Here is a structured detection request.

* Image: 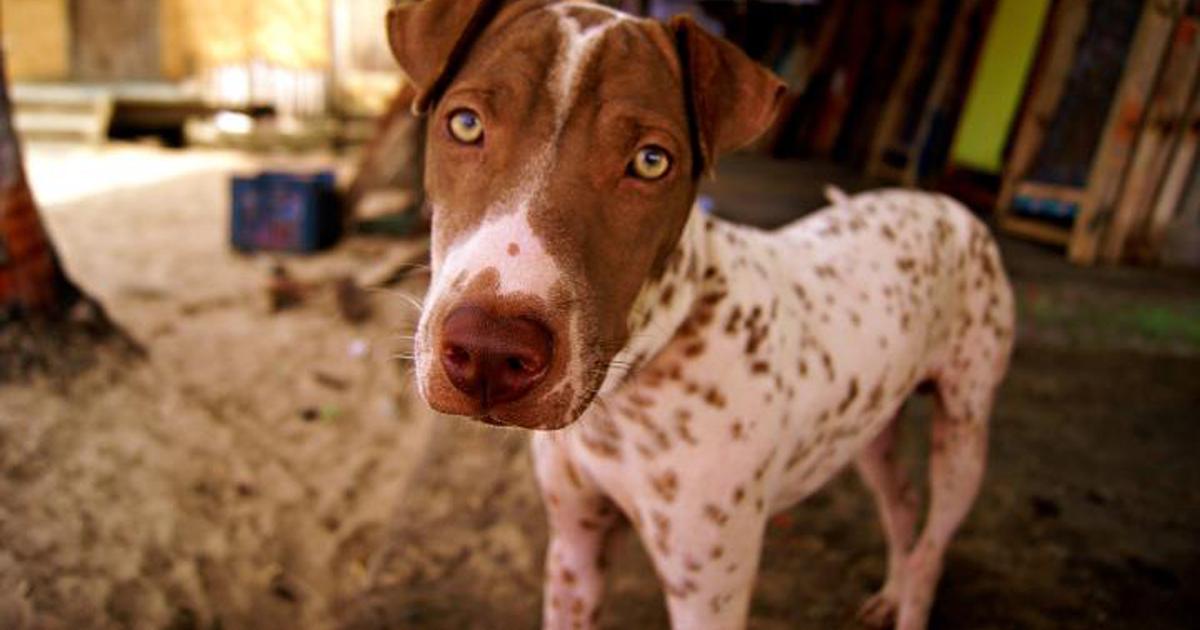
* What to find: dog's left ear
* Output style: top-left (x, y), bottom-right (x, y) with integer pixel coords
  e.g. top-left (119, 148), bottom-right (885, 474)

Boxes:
top-left (670, 16), bottom-right (787, 176)
top-left (387, 0), bottom-right (505, 114)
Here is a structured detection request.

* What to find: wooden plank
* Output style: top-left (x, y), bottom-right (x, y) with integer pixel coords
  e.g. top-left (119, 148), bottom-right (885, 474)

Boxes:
top-left (998, 213), bottom-right (1072, 245)
top-left (867, 0), bottom-right (943, 178)
top-left (832, 0), bottom-right (914, 166)
top-left (1101, 15), bottom-right (1200, 262)
top-left (1015, 180), bottom-right (1088, 204)
top-left (767, 0), bottom-right (850, 156)
top-left (1068, 0), bottom-right (1182, 264)
top-left (902, 0), bottom-right (984, 185)
top-left (1141, 79), bottom-right (1200, 259)
top-left (809, 0), bottom-right (878, 155)
top-left (995, 0), bottom-right (1090, 228)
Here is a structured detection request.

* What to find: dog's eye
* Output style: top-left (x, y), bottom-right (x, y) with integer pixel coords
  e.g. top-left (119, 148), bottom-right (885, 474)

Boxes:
top-left (629, 146), bottom-right (671, 181)
top-left (448, 109), bottom-right (484, 144)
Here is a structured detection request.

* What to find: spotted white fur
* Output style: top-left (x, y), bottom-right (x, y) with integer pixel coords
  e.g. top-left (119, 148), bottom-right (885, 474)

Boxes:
top-left (534, 190), bottom-right (1015, 630)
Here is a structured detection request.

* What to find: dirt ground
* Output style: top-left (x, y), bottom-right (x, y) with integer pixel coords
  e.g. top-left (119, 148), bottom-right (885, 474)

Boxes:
top-left (1, 145), bottom-right (1198, 630)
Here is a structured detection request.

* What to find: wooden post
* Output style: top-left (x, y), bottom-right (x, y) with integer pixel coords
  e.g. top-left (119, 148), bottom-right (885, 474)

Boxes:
top-left (902, 0), bottom-right (982, 186)
top-left (867, 0), bottom-right (942, 179)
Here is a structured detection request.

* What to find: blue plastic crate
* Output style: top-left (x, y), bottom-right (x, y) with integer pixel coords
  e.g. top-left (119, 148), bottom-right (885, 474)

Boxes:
top-left (231, 170), bottom-right (340, 253)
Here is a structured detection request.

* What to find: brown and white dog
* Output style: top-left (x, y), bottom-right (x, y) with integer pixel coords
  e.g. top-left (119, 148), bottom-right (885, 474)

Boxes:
top-left (389, 1), bottom-right (1015, 628)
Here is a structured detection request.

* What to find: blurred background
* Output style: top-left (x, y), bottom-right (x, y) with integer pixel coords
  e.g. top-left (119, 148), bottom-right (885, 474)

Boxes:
top-left (0, 0), bottom-right (1197, 629)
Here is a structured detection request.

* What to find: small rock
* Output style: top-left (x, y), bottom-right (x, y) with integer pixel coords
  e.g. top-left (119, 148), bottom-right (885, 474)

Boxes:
top-left (1030, 495), bottom-right (1060, 519)
top-left (335, 276), bottom-right (372, 323)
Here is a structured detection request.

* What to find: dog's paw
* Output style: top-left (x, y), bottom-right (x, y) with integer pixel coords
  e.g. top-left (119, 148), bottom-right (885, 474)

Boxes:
top-left (855, 591), bottom-right (898, 629)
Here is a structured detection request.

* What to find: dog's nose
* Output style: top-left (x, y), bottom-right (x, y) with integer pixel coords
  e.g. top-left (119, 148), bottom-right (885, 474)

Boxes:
top-left (440, 306), bottom-right (553, 406)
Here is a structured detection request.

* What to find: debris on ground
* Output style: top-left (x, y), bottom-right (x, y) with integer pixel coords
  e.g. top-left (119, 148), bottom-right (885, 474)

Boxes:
top-left (267, 262), bottom-right (305, 312)
top-left (335, 276), bottom-right (372, 323)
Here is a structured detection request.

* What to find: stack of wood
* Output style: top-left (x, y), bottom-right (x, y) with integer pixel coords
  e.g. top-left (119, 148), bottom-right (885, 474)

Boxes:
top-left (760, 0), bottom-right (1000, 185)
top-left (997, 0), bottom-right (1200, 265)
top-left (680, 0), bottom-right (1198, 266)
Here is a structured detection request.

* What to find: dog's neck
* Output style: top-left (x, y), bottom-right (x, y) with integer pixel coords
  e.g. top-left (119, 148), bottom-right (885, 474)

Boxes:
top-left (599, 206), bottom-right (726, 392)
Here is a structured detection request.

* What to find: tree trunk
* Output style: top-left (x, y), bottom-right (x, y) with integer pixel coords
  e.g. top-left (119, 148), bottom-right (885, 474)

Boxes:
top-left (0, 49), bottom-right (81, 317)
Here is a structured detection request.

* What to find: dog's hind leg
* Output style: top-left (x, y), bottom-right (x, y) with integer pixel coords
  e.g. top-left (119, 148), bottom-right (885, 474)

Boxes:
top-left (894, 378), bottom-right (996, 630)
top-left (854, 412), bottom-right (920, 629)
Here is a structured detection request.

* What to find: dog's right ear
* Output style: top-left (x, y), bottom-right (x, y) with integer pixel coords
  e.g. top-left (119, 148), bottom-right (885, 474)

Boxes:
top-left (387, 0), bottom-right (504, 114)
top-left (670, 16), bottom-right (786, 177)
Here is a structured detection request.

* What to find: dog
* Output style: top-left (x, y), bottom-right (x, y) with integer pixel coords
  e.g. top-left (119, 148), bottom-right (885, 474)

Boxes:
top-left (388, 1), bottom-right (1015, 628)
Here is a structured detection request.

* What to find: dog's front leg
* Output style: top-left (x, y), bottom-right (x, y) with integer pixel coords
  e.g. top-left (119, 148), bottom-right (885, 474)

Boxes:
top-left (532, 436), bottom-right (620, 630)
top-left (632, 498), bottom-right (767, 630)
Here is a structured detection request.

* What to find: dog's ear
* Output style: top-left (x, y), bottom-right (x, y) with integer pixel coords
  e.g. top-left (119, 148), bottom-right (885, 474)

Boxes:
top-left (387, 0), bottom-right (504, 114)
top-left (670, 16), bottom-right (787, 176)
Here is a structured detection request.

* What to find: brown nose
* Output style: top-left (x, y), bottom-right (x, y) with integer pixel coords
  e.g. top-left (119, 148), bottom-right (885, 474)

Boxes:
top-left (439, 306), bottom-right (553, 407)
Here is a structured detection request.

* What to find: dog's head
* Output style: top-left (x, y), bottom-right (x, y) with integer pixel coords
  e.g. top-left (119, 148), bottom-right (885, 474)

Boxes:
top-left (391, 0), bottom-right (784, 429)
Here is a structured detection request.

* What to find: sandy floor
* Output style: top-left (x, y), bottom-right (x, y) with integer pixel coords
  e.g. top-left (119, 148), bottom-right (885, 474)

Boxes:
top-left (2, 145), bottom-right (1198, 629)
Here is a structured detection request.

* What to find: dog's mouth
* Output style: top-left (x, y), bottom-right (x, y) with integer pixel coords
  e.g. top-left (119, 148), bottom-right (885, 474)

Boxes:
top-left (475, 414), bottom-right (506, 427)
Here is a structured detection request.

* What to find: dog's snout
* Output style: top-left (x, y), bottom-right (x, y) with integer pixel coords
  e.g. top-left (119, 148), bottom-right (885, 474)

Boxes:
top-left (440, 306), bottom-right (553, 407)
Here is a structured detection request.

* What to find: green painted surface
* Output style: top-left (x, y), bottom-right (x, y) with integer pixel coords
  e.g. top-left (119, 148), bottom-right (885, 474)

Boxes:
top-left (951, 0), bottom-right (1052, 173)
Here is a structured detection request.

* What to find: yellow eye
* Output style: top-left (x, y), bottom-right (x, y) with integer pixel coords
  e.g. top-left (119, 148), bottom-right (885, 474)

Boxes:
top-left (448, 109), bottom-right (484, 144)
top-left (630, 146), bottom-right (671, 180)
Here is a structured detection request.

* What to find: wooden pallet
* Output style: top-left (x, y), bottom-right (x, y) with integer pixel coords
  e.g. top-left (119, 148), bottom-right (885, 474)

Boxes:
top-left (995, 0), bottom-right (1183, 262)
top-left (1101, 16), bottom-right (1200, 262)
top-left (1139, 73), bottom-right (1200, 260)
top-left (1067, 1), bottom-right (1181, 264)
top-left (995, 0), bottom-right (1091, 246)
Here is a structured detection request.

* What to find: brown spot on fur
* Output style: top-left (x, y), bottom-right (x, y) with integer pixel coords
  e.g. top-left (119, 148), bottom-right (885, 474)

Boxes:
top-left (815, 264), bottom-right (838, 280)
top-left (649, 469), bottom-right (680, 502)
top-left (704, 387), bottom-right (727, 408)
top-left (724, 305), bottom-right (743, 333)
top-left (651, 509), bottom-right (671, 556)
top-left (703, 503), bottom-right (729, 526)
top-left (507, 242), bottom-right (520, 256)
top-left (564, 460), bottom-right (583, 488)
top-left (674, 412), bottom-right (699, 445)
top-left (865, 381), bottom-right (884, 412)
top-left (750, 361), bottom-right (770, 374)
top-left (821, 352), bottom-right (836, 381)
top-left (628, 391), bottom-right (655, 408)
top-left (581, 435), bottom-right (621, 460)
top-left (837, 378), bottom-right (859, 415)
